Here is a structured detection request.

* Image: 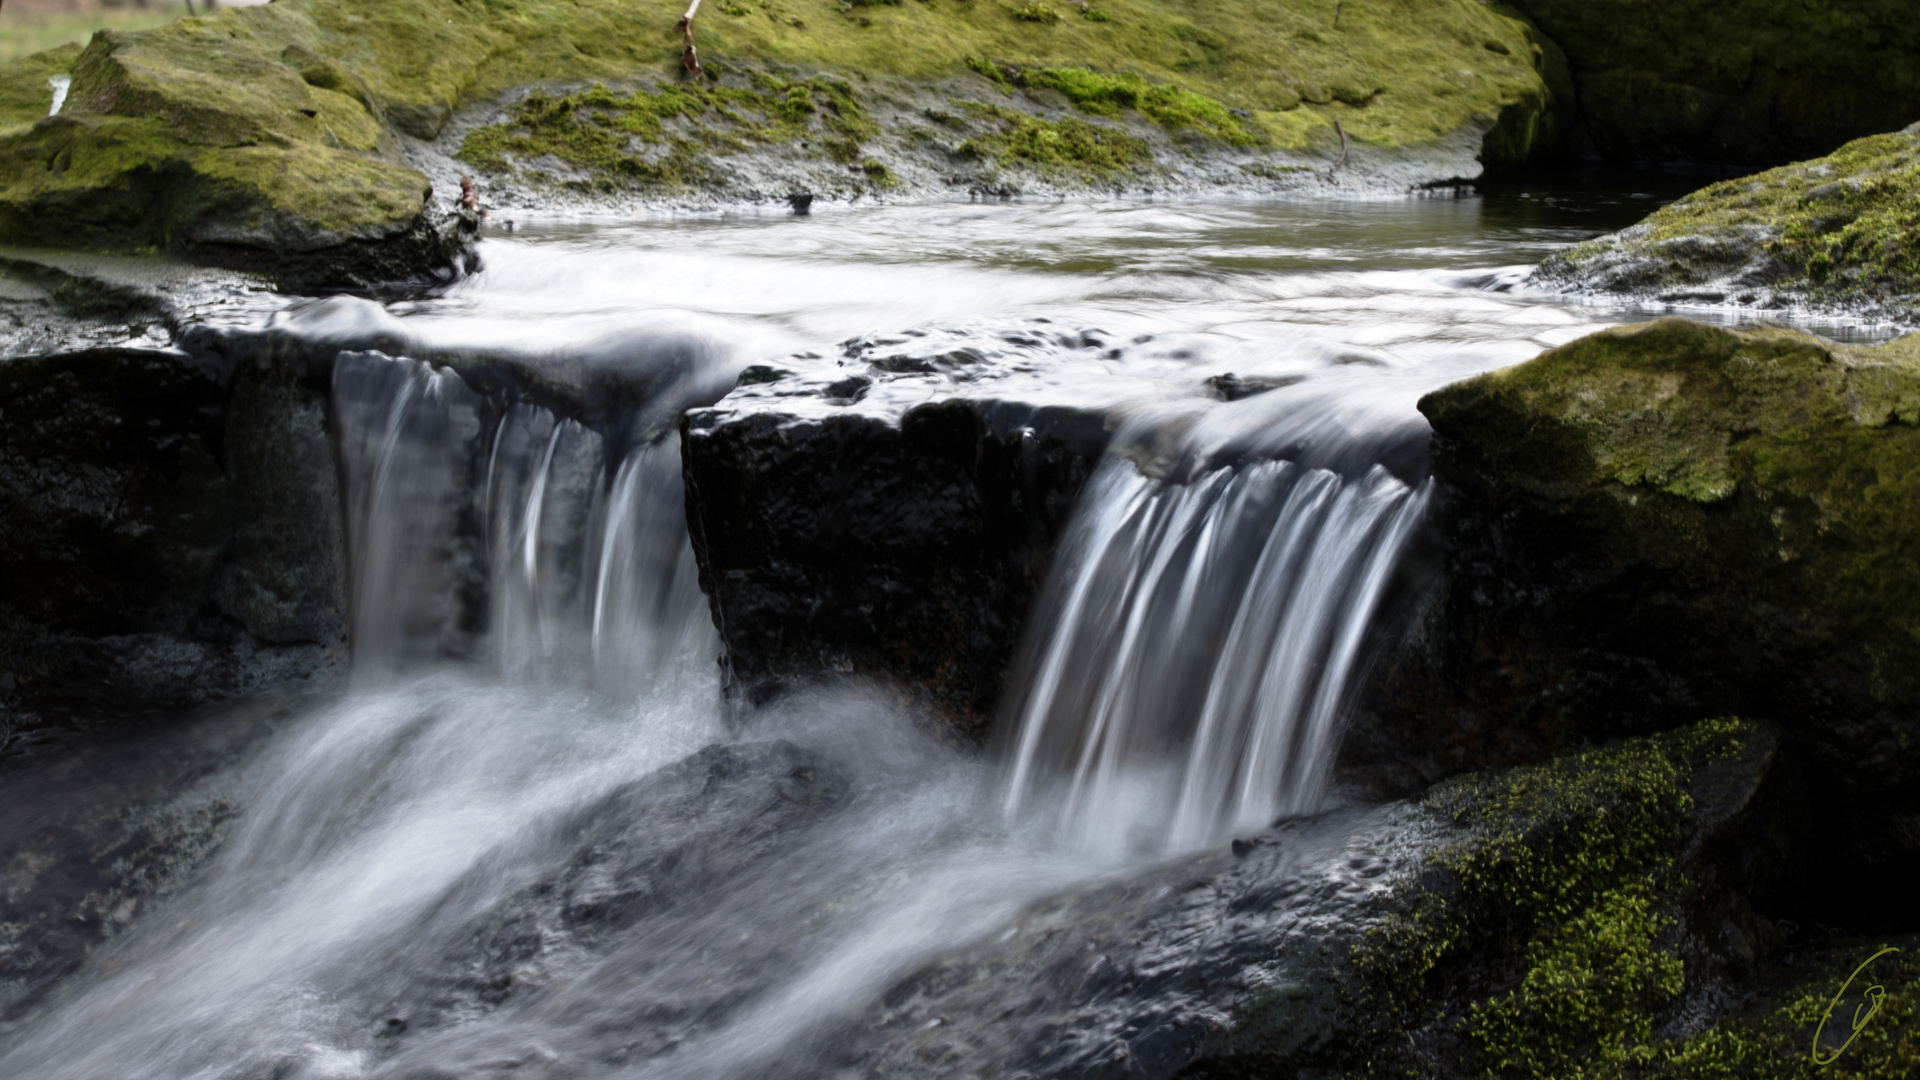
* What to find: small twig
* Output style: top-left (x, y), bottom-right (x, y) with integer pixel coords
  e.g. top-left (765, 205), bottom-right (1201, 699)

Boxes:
top-left (1328, 119), bottom-right (1349, 176)
top-left (678, 0), bottom-right (704, 79)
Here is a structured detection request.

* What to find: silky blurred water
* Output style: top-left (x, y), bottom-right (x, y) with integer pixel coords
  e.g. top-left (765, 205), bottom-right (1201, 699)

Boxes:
top-left (3, 185), bottom-right (1850, 1079)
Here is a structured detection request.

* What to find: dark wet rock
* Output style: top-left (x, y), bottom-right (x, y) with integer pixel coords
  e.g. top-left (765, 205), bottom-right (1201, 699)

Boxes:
top-left (1503, 0), bottom-right (1920, 165)
top-left (0, 698), bottom-right (284, 1022)
top-left (1363, 318), bottom-right (1920, 877)
top-left (1531, 125), bottom-right (1920, 323)
top-left (681, 332), bottom-right (1116, 736)
top-left (1204, 372), bottom-right (1308, 402)
top-left (844, 719), bottom-right (1812, 1080)
top-left (188, 296), bottom-right (733, 445)
top-left (1, 338), bottom-right (347, 756)
top-left (370, 740), bottom-right (851, 1049)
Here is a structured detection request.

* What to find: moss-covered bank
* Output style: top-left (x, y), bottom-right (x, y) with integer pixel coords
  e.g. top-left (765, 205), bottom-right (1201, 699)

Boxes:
top-left (1534, 126), bottom-right (1920, 322)
top-left (0, 0), bottom-right (1564, 281)
top-left (1391, 318), bottom-right (1920, 877)
top-left (1503, 0), bottom-right (1920, 166)
top-left (1192, 717), bottom-right (1920, 1080)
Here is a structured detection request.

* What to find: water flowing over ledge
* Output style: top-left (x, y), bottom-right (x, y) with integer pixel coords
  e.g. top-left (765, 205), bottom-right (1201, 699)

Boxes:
top-left (1003, 459), bottom-right (1431, 856)
top-left (14, 194), bottom-right (1775, 1079)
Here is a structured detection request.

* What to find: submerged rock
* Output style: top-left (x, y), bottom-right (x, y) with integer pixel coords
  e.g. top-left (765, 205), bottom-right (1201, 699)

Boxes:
top-left (1531, 124), bottom-right (1920, 322)
top-left (1381, 318), bottom-right (1920, 877)
top-left (1503, 0), bottom-right (1920, 166)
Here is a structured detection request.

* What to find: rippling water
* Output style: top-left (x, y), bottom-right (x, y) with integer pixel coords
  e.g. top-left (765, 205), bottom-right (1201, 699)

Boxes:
top-left (3, 185), bottom-right (1857, 1079)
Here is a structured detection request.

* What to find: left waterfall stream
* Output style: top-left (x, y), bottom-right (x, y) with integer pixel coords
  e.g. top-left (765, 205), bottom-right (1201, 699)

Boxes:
top-left (0, 348), bottom-right (1114, 1080)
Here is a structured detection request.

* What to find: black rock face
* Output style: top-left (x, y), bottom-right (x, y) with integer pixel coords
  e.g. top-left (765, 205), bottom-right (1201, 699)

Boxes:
top-left (1503, 0), bottom-right (1920, 166)
top-left (0, 345), bottom-right (347, 756)
top-left (683, 395), bottom-right (1108, 737)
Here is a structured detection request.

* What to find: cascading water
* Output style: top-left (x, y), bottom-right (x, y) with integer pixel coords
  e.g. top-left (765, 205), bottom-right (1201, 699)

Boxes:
top-left (1001, 453), bottom-right (1430, 858)
top-left (333, 352), bottom-right (717, 689)
top-left (2, 196), bottom-right (1666, 1080)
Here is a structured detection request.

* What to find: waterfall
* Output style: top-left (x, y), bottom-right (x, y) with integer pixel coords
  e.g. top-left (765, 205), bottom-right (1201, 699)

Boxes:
top-left (333, 351), bottom-right (485, 681)
top-left (1001, 456), bottom-right (1430, 857)
top-left (332, 352), bottom-right (716, 688)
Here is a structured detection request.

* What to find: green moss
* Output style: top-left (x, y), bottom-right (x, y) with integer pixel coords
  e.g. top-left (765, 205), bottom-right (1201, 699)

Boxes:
top-left (457, 75), bottom-right (886, 192)
top-left (952, 100), bottom-right (1148, 176)
top-left (1344, 718), bottom-right (1749, 1077)
top-left (1547, 128), bottom-right (1920, 314)
top-left (3, 0), bottom-right (1560, 262)
top-left (1011, 2), bottom-right (1064, 25)
top-left (0, 44), bottom-right (81, 131)
top-left (1420, 320), bottom-right (1920, 664)
top-left (1022, 66), bottom-right (1256, 145)
top-left (1519, 936), bottom-right (1920, 1080)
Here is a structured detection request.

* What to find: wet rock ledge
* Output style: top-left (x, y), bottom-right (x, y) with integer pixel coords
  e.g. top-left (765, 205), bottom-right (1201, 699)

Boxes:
top-left (1, 255), bottom-right (730, 758)
top-left (681, 330), bottom-right (1112, 737)
top-left (0, 257), bottom-right (345, 756)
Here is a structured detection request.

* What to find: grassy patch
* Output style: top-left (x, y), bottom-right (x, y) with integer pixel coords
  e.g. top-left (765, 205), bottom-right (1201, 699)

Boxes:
top-left (0, 3), bottom-right (187, 64)
top-left (457, 74), bottom-right (879, 191)
top-left (952, 100), bottom-right (1148, 175)
top-left (1022, 66), bottom-right (1256, 145)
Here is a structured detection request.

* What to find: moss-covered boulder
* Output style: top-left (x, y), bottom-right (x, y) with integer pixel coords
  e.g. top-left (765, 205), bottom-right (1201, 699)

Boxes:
top-left (855, 716), bottom-right (1904, 1080)
top-left (0, 0), bottom-right (1566, 282)
top-left (1502, 0), bottom-right (1920, 165)
top-left (1196, 718), bottom-right (1834, 1080)
top-left (1389, 318), bottom-right (1920, 877)
top-left (1533, 126), bottom-right (1920, 321)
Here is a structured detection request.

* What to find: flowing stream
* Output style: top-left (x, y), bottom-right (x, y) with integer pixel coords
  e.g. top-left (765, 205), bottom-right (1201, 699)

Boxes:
top-left (2, 186), bottom-right (1761, 1078)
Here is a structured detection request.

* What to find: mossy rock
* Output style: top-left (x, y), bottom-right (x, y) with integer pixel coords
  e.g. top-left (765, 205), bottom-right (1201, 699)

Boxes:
top-left (1188, 717), bottom-right (1897, 1080)
top-left (1502, 0), bottom-right (1920, 165)
top-left (0, 0), bottom-right (1567, 283)
top-left (1534, 125), bottom-right (1920, 321)
top-left (1400, 317), bottom-right (1920, 877)
top-left (0, 42), bottom-right (81, 131)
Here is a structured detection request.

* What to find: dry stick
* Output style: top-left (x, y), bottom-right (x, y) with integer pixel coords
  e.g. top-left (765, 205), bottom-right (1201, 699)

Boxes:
top-left (678, 0), bottom-right (703, 79)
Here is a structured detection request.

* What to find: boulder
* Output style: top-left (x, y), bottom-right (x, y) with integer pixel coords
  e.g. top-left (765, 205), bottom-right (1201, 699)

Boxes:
top-left (1501, 0), bottom-right (1920, 165)
top-left (1531, 124), bottom-right (1920, 322)
top-left (0, 309), bottom-right (348, 756)
top-left (682, 339), bottom-right (1110, 737)
top-left (1379, 317), bottom-right (1920, 877)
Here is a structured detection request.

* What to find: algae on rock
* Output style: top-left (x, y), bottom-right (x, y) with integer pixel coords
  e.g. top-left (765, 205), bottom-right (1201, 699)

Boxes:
top-left (1534, 125), bottom-right (1920, 322)
top-left (1399, 317), bottom-right (1920, 877)
top-left (1190, 717), bottom-right (1841, 1080)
